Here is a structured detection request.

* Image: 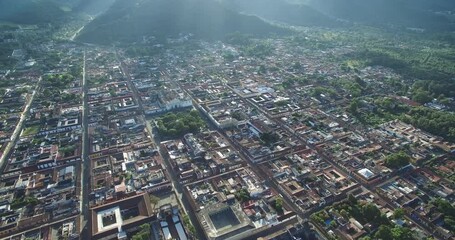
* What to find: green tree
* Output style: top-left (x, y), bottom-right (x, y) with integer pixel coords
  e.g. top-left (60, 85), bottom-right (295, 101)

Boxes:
top-left (384, 152), bottom-right (411, 169)
top-left (132, 223), bottom-right (150, 240)
top-left (329, 220), bottom-right (337, 228)
top-left (375, 225), bottom-right (393, 240)
top-left (349, 99), bottom-right (360, 114)
top-left (183, 214), bottom-right (196, 236)
top-left (362, 203), bottom-right (381, 223)
top-left (393, 208), bottom-right (405, 219)
top-left (260, 132), bottom-right (279, 146)
top-left (149, 194), bottom-right (160, 209)
top-left (235, 188), bottom-right (251, 202)
top-left (412, 89), bottom-right (432, 104)
top-left (348, 194), bottom-right (357, 205)
top-left (391, 226), bottom-right (415, 240)
top-left (274, 197), bottom-right (284, 213)
top-left (340, 209), bottom-right (349, 218)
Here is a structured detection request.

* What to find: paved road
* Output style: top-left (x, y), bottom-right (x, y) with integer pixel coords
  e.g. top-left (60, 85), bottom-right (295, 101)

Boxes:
top-left (2, 216), bottom-right (78, 240)
top-left (0, 77), bottom-right (42, 172)
top-left (79, 51), bottom-right (91, 240)
top-left (224, 83), bottom-right (440, 238)
top-left (115, 53), bottom-right (208, 240)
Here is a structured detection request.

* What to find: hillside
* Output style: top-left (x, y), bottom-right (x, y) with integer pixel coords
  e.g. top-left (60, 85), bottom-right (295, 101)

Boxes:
top-left (0, 0), bottom-right (65, 24)
top-left (219, 0), bottom-right (339, 27)
top-left (72, 0), bottom-right (116, 16)
top-left (307, 0), bottom-right (455, 31)
top-left (76, 0), bottom-right (291, 44)
top-left (0, 0), bottom-right (115, 25)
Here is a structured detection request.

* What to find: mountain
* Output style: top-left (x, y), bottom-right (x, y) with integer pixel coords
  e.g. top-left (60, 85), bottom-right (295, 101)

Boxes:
top-left (76, 0), bottom-right (291, 44)
top-left (0, 0), bottom-right (65, 24)
top-left (219, 0), bottom-right (339, 27)
top-left (72, 0), bottom-right (116, 16)
top-left (0, 0), bottom-right (115, 25)
top-left (306, 0), bottom-right (455, 31)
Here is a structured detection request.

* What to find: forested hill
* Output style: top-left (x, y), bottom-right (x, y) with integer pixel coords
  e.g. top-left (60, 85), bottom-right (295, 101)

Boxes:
top-left (0, 0), bottom-right (115, 25)
top-left (76, 0), bottom-right (291, 44)
top-left (219, 0), bottom-right (340, 28)
top-left (0, 0), bottom-right (65, 24)
top-left (306, 0), bottom-right (455, 31)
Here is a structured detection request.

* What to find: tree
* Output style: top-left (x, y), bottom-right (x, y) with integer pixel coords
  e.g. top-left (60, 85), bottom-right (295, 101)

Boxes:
top-left (340, 209), bottom-right (349, 218)
top-left (391, 226), bottom-right (415, 240)
top-left (362, 203), bottom-right (381, 223)
top-left (235, 188), bottom-right (251, 202)
top-left (258, 65), bottom-right (267, 74)
top-left (223, 52), bottom-right (235, 62)
top-left (260, 132), bottom-right (279, 146)
top-left (156, 110), bottom-right (206, 137)
top-left (384, 151), bottom-right (411, 169)
top-left (393, 208), bottom-right (405, 219)
top-left (149, 194), bottom-right (160, 209)
top-left (293, 62), bottom-right (302, 70)
top-left (329, 220), bottom-right (337, 228)
top-left (132, 223), bottom-right (150, 240)
top-left (274, 197), bottom-right (284, 213)
top-left (348, 194), bottom-right (358, 205)
top-left (375, 225), bottom-right (393, 240)
top-left (433, 198), bottom-right (455, 231)
top-left (349, 99), bottom-right (360, 114)
top-left (412, 89), bottom-right (432, 104)
top-left (183, 214), bottom-right (196, 236)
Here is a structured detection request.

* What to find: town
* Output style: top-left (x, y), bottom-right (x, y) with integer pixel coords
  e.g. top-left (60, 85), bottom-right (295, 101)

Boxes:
top-left (0, 11), bottom-right (455, 240)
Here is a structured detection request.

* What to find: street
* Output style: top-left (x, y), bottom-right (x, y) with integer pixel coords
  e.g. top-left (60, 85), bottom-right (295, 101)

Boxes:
top-left (79, 51), bottom-right (91, 240)
top-left (0, 77), bottom-right (42, 172)
top-left (115, 50), bottom-right (208, 240)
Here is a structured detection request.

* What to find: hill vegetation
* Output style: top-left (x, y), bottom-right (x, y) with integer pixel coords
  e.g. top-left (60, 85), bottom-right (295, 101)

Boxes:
top-left (77, 0), bottom-right (290, 44)
top-left (0, 0), bottom-right (65, 24)
top-left (0, 0), bottom-right (115, 24)
top-left (307, 0), bottom-right (455, 31)
top-left (219, 0), bottom-right (339, 27)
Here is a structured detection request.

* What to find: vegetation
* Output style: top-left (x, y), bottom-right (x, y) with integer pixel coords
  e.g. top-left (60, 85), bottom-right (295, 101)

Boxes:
top-left (241, 41), bottom-right (275, 59)
top-left (0, 42), bottom-right (19, 68)
top-left (225, 32), bottom-right (253, 46)
top-left (131, 223), bottom-right (151, 240)
top-left (273, 197), bottom-right (284, 213)
top-left (384, 152), bottom-right (411, 169)
top-left (43, 74), bottom-right (75, 90)
top-left (59, 145), bottom-right (76, 155)
top-left (402, 107), bottom-right (455, 142)
top-left (309, 0), bottom-right (455, 31)
top-left (77, 0), bottom-right (290, 44)
top-left (411, 79), bottom-right (455, 104)
top-left (235, 188), bottom-right (251, 202)
top-left (11, 196), bottom-right (39, 209)
top-left (260, 132), bottom-right (280, 147)
top-left (311, 87), bottom-right (337, 98)
top-left (0, 0), bottom-right (65, 24)
top-left (22, 125), bottom-right (40, 136)
top-left (183, 214), bottom-right (196, 236)
top-left (374, 225), bottom-right (415, 240)
top-left (348, 95), bottom-right (455, 142)
top-left (126, 45), bottom-right (164, 57)
top-left (220, 0), bottom-right (339, 28)
top-left (432, 198), bottom-right (455, 232)
top-left (392, 208), bottom-right (405, 219)
top-left (149, 194), bottom-right (160, 209)
top-left (312, 196), bottom-right (418, 239)
top-left (313, 198), bottom-right (389, 227)
top-left (231, 111), bottom-right (246, 121)
top-left (156, 110), bottom-right (206, 137)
